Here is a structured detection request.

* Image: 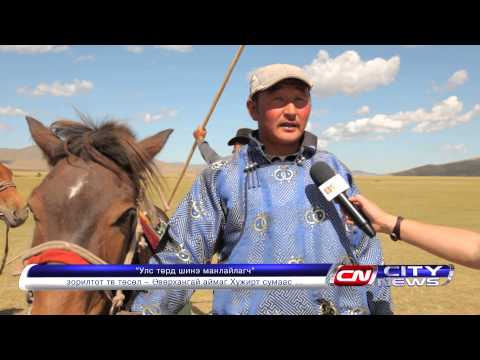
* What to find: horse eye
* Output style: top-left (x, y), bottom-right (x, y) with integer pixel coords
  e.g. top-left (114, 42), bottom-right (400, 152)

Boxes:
top-left (113, 208), bottom-right (136, 227)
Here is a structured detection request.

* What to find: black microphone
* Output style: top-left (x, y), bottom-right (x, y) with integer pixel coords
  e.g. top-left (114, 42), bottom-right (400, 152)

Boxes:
top-left (310, 162), bottom-right (376, 238)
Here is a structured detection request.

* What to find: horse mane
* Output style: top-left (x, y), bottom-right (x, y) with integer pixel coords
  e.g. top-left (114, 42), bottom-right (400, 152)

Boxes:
top-left (49, 114), bottom-right (162, 198)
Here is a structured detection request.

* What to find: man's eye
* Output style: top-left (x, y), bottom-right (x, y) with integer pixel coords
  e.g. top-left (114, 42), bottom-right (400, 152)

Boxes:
top-left (294, 98), bottom-right (308, 107)
top-left (271, 98), bottom-right (285, 106)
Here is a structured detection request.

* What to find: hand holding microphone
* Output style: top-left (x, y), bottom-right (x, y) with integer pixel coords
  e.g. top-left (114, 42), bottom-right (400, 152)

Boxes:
top-left (310, 162), bottom-right (480, 269)
top-left (348, 194), bottom-right (398, 234)
top-left (310, 162), bottom-right (376, 238)
top-left (344, 192), bottom-right (480, 270)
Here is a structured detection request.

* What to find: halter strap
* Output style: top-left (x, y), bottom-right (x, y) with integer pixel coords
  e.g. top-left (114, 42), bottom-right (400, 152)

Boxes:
top-left (0, 181), bottom-right (16, 192)
top-left (17, 216), bottom-right (144, 315)
top-left (0, 180), bottom-right (17, 275)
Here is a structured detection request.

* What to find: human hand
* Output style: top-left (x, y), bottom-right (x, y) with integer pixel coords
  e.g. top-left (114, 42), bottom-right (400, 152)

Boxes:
top-left (193, 126), bottom-right (207, 144)
top-left (347, 194), bottom-right (397, 234)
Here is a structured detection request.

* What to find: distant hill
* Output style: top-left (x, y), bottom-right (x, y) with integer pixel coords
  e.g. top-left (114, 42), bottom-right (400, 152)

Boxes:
top-left (352, 170), bottom-right (380, 176)
top-left (8, 146), bottom-right (477, 177)
top-left (0, 146), bottom-right (47, 171)
top-left (2, 146), bottom-right (377, 177)
top-left (0, 146), bottom-right (206, 176)
top-left (393, 157), bottom-right (480, 176)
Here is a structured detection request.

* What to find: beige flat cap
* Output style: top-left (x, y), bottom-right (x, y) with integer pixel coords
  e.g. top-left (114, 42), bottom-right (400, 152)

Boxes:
top-left (249, 63), bottom-right (313, 98)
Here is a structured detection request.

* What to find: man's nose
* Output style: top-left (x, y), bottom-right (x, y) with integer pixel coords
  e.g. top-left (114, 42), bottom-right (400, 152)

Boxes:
top-left (283, 102), bottom-right (297, 119)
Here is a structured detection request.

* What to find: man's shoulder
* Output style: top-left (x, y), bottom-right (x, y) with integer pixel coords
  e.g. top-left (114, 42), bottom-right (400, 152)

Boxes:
top-left (312, 149), bottom-right (353, 174)
top-left (311, 149), bottom-right (355, 188)
top-left (199, 152), bottom-right (242, 178)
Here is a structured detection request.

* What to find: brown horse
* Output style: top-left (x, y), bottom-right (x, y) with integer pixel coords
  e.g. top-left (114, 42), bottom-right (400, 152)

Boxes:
top-left (0, 162), bottom-right (29, 228)
top-left (24, 115), bottom-right (172, 314)
top-left (0, 162), bottom-right (29, 274)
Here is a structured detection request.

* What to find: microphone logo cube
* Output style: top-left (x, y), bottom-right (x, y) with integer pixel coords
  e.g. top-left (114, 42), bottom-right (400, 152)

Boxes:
top-left (318, 174), bottom-right (350, 201)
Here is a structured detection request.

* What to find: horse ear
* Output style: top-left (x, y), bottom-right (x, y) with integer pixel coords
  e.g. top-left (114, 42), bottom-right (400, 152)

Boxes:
top-left (26, 116), bottom-right (64, 166)
top-left (137, 129), bottom-right (174, 161)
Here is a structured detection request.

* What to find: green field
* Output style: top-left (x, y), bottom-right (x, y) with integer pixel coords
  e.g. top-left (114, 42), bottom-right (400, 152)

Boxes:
top-left (1, 172), bottom-right (479, 315)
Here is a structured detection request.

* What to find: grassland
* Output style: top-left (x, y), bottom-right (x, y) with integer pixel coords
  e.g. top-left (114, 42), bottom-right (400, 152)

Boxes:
top-left (1, 172), bottom-right (479, 315)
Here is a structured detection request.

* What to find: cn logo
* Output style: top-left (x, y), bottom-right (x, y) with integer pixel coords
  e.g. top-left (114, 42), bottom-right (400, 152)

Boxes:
top-left (331, 265), bottom-right (377, 286)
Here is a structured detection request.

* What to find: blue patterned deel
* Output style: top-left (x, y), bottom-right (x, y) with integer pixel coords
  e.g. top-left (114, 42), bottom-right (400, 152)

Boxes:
top-left (131, 131), bottom-right (393, 315)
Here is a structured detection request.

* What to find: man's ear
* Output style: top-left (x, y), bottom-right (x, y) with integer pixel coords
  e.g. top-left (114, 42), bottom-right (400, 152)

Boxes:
top-left (26, 116), bottom-right (64, 166)
top-left (247, 99), bottom-right (259, 122)
top-left (137, 129), bottom-right (174, 161)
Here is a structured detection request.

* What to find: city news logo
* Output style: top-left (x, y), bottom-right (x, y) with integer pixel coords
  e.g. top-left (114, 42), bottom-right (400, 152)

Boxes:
top-left (329, 265), bottom-right (454, 287)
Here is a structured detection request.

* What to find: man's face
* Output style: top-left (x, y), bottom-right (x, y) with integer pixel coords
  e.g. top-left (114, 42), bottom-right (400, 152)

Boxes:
top-left (233, 143), bottom-right (242, 153)
top-left (248, 80), bottom-right (311, 152)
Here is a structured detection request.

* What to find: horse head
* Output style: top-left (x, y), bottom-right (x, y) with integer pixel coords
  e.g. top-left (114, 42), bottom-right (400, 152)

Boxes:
top-left (25, 115), bottom-right (172, 314)
top-left (0, 162), bottom-right (29, 228)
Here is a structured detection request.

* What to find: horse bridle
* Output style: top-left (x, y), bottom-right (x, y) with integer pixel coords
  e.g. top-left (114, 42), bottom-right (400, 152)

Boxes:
top-left (19, 209), bottom-right (163, 315)
top-left (0, 180), bottom-right (17, 275)
top-left (0, 180), bottom-right (16, 194)
top-left (6, 169), bottom-right (166, 315)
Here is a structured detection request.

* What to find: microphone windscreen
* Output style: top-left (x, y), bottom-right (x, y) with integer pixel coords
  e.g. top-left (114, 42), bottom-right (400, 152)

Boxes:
top-left (310, 162), bottom-right (336, 186)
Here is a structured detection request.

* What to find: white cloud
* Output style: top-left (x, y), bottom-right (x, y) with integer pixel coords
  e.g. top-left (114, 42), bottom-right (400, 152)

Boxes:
top-left (144, 108), bottom-right (178, 123)
top-left (74, 54), bottom-right (96, 63)
top-left (316, 96), bottom-right (480, 146)
top-left (433, 69), bottom-right (469, 93)
top-left (447, 69), bottom-right (468, 90)
top-left (356, 105), bottom-right (370, 115)
top-left (303, 50), bottom-right (400, 98)
top-left (125, 45), bottom-right (193, 54)
top-left (320, 115), bottom-right (404, 144)
top-left (412, 96), bottom-right (480, 133)
top-left (0, 106), bottom-right (27, 116)
top-left (0, 45), bottom-right (70, 54)
top-left (443, 144), bottom-right (467, 153)
top-left (17, 79), bottom-right (94, 97)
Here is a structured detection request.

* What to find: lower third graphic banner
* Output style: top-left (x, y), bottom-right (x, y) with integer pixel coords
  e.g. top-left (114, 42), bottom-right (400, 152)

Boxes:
top-left (19, 263), bottom-right (454, 291)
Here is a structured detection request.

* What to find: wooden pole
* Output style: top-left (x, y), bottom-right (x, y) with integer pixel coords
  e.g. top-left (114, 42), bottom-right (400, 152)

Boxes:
top-left (167, 45), bottom-right (246, 207)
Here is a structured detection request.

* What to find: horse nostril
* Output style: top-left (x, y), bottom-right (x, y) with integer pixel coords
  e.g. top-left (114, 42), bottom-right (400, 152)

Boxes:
top-left (12, 207), bottom-right (29, 225)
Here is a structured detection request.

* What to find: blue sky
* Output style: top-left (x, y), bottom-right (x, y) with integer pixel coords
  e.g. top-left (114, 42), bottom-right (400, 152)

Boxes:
top-left (0, 45), bottom-right (479, 174)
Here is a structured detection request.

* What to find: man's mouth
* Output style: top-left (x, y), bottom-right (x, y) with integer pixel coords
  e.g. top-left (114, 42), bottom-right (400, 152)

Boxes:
top-left (279, 122), bottom-right (299, 129)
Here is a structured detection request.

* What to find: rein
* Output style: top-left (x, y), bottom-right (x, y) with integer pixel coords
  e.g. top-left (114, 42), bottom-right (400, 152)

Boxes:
top-left (0, 180), bottom-right (16, 275)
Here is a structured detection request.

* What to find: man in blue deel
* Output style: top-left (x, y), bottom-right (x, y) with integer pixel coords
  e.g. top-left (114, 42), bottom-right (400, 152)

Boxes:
top-left (132, 64), bottom-right (393, 315)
